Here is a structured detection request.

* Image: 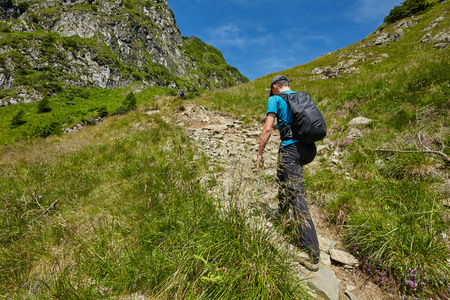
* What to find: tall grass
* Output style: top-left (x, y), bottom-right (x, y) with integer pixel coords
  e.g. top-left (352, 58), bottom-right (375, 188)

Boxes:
top-left (0, 111), bottom-right (310, 299)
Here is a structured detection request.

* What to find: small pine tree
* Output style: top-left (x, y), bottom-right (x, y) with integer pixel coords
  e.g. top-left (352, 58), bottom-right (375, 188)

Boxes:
top-left (37, 97), bottom-right (51, 113)
top-left (97, 106), bottom-right (109, 118)
top-left (11, 109), bottom-right (26, 127)
top-left (123, 92), bottom-right (137, 111)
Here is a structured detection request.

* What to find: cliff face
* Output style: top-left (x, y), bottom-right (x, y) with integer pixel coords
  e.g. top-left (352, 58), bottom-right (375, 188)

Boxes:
top-left (0, 0), bottom-right (248, 105)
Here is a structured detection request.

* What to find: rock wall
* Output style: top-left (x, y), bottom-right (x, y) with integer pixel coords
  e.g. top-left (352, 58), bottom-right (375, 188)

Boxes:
top-left (0, 0), bottom-right (248, 105)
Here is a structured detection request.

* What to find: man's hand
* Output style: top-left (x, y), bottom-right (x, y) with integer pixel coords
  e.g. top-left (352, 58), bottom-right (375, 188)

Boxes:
top-left (257, 112), bottom-right (275, 171)
top-left (257, 155), bottom-right (264, 170)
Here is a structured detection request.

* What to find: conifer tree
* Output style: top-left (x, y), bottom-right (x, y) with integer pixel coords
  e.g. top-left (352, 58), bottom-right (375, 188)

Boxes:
top-left (11, 109), bottom-right (26, 127)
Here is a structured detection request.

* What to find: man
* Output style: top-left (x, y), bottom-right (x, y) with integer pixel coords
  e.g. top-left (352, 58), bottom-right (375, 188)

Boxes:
top-left (177, 88), bottom-right (185, 100)
top-left (257, 75), bottom-right (320, 271)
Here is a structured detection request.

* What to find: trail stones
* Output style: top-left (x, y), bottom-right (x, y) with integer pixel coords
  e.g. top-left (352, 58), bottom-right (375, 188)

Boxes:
top-left (301, 266), bottom-right (340, 300)
top-left (316, 145), bottom-right (330, 155)
top-left (345, 290), bottom-right (360, 300)
top-left (329, 249), bottom-right (360, 268)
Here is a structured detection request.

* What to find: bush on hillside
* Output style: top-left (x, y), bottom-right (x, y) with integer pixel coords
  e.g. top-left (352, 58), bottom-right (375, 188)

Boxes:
top-left (123, 92), bottom-right (137, 111)
top-left (10, 109), bottom-right (26, 127)
top-left (384, 0), bottom-right (435, 23)
top-left (32, 120), bottom-right (62, 138)
top-left (37, 96), bottom-right (52, 113)
top-left (112, 92), bottom-right (137, 115)
top-left (97, 106), bottom-right (108, 118)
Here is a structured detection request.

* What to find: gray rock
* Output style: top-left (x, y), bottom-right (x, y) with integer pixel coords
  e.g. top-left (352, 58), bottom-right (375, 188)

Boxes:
top-left (348, 117), bottom-right (371, 125)
top-left (420, 33), bottom-right (432, 43)
top-left (430, 29), bottom-right (450, 45)
top-left (318, 235), bottom-right (335, 253)
top-left (202, 124), bottom-right (229, 132)
top-left (247, 131), bottom-right (261, 137)
top-left (394, 19), bottom-right (414, 29)
top-left (423, 16), bottom-right (445, 31)
top-left (329, 249), bottom-right (359, 267)
top-left (304, 265), bottom-right (340, 300)
top-left (320, 252), bottom-right (332, 266)
top-left (345, 290), bottom-right (359, 300)
top-left (316, 145), bottom-right (330, 155)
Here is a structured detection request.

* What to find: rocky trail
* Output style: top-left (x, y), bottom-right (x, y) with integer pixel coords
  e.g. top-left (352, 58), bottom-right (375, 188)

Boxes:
top-left (157, 103), bottom-right (396, 300)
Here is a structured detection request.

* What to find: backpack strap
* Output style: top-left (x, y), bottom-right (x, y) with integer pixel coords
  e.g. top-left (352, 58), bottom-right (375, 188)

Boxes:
top-left (276, 93), bottom-right (295, 141)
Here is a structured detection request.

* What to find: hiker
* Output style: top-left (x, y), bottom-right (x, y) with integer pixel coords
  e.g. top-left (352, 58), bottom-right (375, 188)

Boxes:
top-left (257, 75), bottom-right (320, 271)
top-left (177, 88), bottom-right (185, 100)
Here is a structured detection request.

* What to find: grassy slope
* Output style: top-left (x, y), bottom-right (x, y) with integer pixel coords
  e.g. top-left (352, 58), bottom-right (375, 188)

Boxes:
top-left (0, 108), bottom-right (310, 299)
top-left (0, 1), bottom-right (449, 299)
top-left (192, 2), bottom-right (450, 299)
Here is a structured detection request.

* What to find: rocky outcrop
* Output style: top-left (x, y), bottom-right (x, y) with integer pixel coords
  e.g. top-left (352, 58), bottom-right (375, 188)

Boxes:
top-left (0, 0), bottom-right (20, 19)
top-left (0, 0), bottom-right (248, 106)
top-left (420, 13), bottom-right (449, 48)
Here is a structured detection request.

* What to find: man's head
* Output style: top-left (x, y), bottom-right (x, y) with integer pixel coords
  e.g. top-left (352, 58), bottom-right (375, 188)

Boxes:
top-left (270, 75), bottom-right (290, 96)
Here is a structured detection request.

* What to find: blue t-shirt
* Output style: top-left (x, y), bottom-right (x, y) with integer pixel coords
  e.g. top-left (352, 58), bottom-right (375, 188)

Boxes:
top-left (266, 90), bottom-right (299, 147)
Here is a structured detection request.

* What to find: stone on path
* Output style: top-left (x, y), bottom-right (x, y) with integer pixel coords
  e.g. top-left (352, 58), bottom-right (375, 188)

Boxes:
top-left (299, 265), bottom-right (340, 300)
top-left (345, 290), bottom-right (359, 300)
top-left (329, 249), bottom-right (360, 267)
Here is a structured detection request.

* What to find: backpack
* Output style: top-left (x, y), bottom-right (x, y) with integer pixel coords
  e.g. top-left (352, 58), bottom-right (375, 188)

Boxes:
top-left (277, 92), bottom-right (327, 143)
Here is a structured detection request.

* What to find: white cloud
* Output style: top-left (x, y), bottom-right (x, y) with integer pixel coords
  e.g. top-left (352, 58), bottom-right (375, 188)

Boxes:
top-left (346, 0), bottom-right (402, 24)
top-left (203, 23), bottom-right (275, 50)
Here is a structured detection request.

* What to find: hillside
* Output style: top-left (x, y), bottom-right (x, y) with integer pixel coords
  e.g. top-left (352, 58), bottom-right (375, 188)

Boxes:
top-left (191, 1), bottom-right (450, 298)
top-left (0, 0), bottom-right (248, 106)
top-left (0, 1), bottom-right (449, 299)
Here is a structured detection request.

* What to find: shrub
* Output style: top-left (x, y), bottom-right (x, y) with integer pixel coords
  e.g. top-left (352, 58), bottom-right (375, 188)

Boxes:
top-left (37, 97), bottom-right (52, 113)
top-left (97, 106), bottom-right (108, 118)
top-left (33, 121), bottom-right (62, 138)
top-left (10, 109), bottom-right (26, 127)
top-left (123, 92), bottom-right (137, 111)
top-left (384, 0), bottom-right (434, 23)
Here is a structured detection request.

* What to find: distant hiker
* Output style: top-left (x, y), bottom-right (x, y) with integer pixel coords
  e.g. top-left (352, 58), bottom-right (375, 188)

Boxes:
top-left (177, 88), bottom-right (185, 100)
top-left (257, 75), bottom-right (320, 271)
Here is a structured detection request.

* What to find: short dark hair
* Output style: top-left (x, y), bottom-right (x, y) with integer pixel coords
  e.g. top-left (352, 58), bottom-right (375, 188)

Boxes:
top-left (274, 79), bottom-right (289, 88)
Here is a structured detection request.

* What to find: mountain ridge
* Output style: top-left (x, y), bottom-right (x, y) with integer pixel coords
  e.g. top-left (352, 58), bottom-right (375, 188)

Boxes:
top-left (0, 0), bottom-right (248, 106)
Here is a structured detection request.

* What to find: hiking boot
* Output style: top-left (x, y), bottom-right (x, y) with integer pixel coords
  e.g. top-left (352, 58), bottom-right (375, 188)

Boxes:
top-left (294, 251), bottom-right (320, 272)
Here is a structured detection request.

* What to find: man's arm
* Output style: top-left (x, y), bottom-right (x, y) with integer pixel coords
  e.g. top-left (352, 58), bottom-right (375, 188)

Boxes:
top-left (257, 112), bottom-right (276, 169)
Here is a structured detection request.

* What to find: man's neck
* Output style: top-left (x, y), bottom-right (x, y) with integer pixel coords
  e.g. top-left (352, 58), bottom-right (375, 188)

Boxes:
top-left (278, 87), bottom-right (291, 93)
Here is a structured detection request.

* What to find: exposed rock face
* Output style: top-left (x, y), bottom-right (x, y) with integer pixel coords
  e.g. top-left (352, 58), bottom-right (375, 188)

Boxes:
top-left (421, 13), bottom-right (449, 48)
top-left (0, 0), bottom-right (20, 19)
top-left (0, 0), bottom-right (248, 105)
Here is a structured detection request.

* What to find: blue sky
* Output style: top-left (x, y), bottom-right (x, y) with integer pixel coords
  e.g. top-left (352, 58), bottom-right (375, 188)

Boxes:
top-left (167, 0), bottom-right (402, 81)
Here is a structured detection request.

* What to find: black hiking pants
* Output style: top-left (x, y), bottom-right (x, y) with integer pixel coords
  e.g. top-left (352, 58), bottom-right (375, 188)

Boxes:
top-left (277, 142), bottom-right (320, 258)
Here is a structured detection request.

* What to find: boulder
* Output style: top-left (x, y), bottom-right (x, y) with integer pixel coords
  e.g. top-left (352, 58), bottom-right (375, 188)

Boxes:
top-left (329, 249), bottom-right (360, 267)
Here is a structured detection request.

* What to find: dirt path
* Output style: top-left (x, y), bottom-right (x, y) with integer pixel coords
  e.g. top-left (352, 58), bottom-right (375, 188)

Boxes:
top-left (161, 103), bottom-right (397, 300)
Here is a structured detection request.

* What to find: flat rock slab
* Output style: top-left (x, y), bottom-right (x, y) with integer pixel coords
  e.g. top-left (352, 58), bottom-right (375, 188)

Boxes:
top-left (303, 265), bottom-right (340, 300)
top-left (329, 249), bottom-right (359, 267)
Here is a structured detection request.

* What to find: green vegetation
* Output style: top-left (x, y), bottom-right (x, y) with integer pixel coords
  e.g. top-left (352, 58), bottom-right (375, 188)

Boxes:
top-left (37, 96), bottom-right (51, 113)
top-left (189, 3), bottom-right (450, 298)
top-left (0, 84), bottom-right (175, 145)
top-left (181, 37), bottom-right (249, 88)
top-left (0, 1), bottom-right (448, 299)
top-left (0, 112), bottom-right (310, 299)
top-left (384, 0), bottom-right (435, 23)
top-left (10, 108), bottom-right (26, 127)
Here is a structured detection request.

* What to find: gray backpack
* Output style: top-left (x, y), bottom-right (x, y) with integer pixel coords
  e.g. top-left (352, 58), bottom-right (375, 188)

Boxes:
top-left (277, 92), bottom-right (327, 143)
